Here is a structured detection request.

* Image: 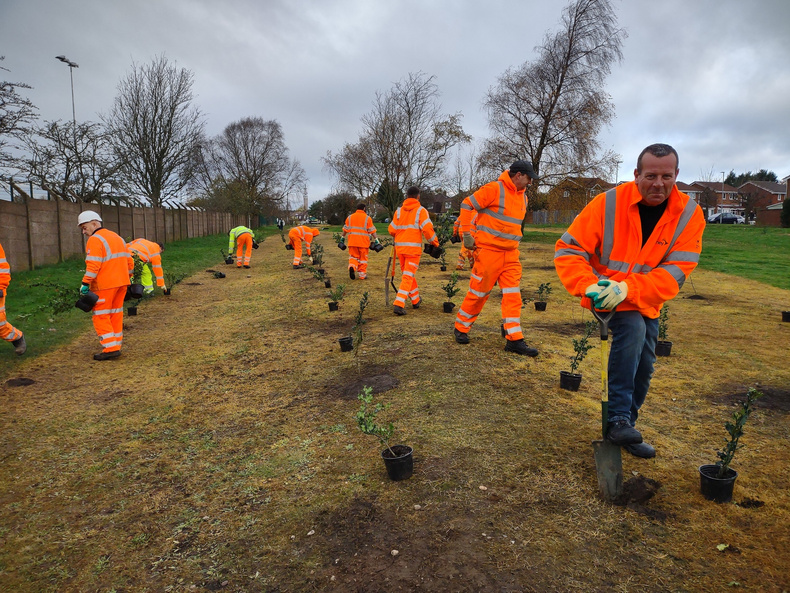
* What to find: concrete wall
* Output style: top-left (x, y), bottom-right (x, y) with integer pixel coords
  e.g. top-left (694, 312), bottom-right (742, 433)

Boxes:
top-left (0, 198), bottom-right (252, 272)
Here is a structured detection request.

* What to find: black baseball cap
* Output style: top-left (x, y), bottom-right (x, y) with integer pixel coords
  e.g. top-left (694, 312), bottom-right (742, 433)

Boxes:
top-left (509, 160), bottom-right (539, 180)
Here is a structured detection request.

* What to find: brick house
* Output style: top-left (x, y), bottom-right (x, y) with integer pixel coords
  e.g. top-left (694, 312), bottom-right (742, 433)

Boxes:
top-left (546, 177), bottom-right (615, 210)
top-left (418, 189), bottom-right (456, 214)
top-left (689, 181), bottom-right (740, 216)
top-left (737, 181), bottom-right (786, 222)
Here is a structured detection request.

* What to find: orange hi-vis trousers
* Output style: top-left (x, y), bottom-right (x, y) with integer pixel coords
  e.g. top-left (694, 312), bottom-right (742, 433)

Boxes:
top-left (393, 254), bottom-right (422, 308)
top-left (348, 246), bottom-right (370, 279)
top-left (456, 245), bottom-right (475, 270)
top-left (454, 247), bottom-right (523, 340)
top-left (93, 286), bottom-right (126, 353)
top-left (0, 292), bottom-right (23, 343)
top-left (236, 233), bottom-right (253, 267)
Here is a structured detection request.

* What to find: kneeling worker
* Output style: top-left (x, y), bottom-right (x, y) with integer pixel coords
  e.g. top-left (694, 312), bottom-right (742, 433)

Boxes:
top-left (78, 210), bottom-right (133, 361)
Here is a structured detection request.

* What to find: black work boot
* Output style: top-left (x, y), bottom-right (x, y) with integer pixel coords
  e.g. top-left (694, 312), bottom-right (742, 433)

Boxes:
top-left (504, 339), bottom-right (538, 357)
top-left (606, 420), bottom-right (643, 446)
top-left (412, 298), bottom-right (421, 309)
top-left (349, 267), bottom-right (356, 279)
top-left (93, 350), bottom-right (122, 361)
top-left (393, 305), bottom-right (406, 316)
top-left (12, 335), bottom-right (27, 355)
top-left (624, 441), bottom-right (656, 458)
top-left (293, 264), bottom-right (304, 269)
top-left (454, 328), bottom-right (469, 344)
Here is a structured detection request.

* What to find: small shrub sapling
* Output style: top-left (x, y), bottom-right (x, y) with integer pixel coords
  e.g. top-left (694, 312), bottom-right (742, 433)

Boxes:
top-left (658, 304), bottom-right (669, 341)
top-left (351, 291), bottom-right (369, 357)
top-left (536, 282), bottom-right (552, 303)
top-left (569, 321), bottom-right (596, 374)
top-left (355, 385), bottom-right (396, 457)
top-left (328, 283), bottom-right (346, 304)
top-left (715, 387), bottom-right (763, 478)
top-left (442, 271), bottom-right (461, 303)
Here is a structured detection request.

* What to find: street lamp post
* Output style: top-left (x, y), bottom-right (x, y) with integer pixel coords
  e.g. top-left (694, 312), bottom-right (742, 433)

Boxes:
top-left (55, 55), bottom-right (79, 144)
top-left (721, 171), bottom-right (725, 216)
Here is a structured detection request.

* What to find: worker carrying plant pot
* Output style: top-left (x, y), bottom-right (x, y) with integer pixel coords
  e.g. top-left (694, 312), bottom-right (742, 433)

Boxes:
top-left (287, 225), bottom-right (320, 268)
top-left (452, 212), bottom-right (477, 271)
top-left (0, 241), bottom-right (27, 355)
top-left (228, 225), bottom-right (255, 269)
top-left (388, 186), bottom-right (440, 316)
top-left (554, 144), bottom-right (705, 458)
top-left (340, 203), bottom-right (380, 280)
top-left (453, 160), bottom-right (539, 356)
top-left (127, 238), bottom-right (166, 294)
top-left (77, 210), bottom-right (134, 361)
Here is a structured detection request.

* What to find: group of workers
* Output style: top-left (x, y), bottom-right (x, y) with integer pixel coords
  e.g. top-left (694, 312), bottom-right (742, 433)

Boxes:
top-left (6, 143), bottom-right (703, 459)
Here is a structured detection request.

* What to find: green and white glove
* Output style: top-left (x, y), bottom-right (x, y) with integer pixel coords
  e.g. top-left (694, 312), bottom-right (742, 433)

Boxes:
top-left (594, 279), bottom-right (628, 310)
top-left (585, 282), bottom-right (602, 301)
top-left (80, 283), bottom-right (90, 295)
top-left (463, 232), bottom-right (476, 250)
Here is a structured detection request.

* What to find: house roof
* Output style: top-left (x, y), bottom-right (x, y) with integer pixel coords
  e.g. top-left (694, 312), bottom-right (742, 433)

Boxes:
top-left (738, 181), bottom-right (786, 194)
top-left (559, 177), bottom-right (615, 190)
top-left (675, 182), bottom-right (696, 191)
top-left (690, 181), bottom-right (739, 192)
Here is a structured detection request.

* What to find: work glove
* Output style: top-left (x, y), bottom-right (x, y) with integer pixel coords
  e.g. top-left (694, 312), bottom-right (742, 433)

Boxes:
top-left (593, 279), bottom-right (628, 310)
top-left (585, 282), bottom-right (602, 301)
top-left (308, 256), bottom-right (314, 265)
top-left (463, 233), bottom-right (476, 250)
top-left (80, 284), bottom-right (90, 296)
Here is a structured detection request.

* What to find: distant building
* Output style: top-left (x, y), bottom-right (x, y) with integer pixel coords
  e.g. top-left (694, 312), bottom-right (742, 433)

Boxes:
top-left (546, 177), bottom-right (615, 211)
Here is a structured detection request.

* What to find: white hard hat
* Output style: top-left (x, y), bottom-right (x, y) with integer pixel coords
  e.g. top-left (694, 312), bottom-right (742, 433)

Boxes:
top-left (77, 210), bottom-right (102, 226)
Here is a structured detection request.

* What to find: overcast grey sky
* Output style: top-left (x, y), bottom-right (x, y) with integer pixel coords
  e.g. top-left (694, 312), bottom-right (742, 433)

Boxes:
top-left (3, 0), bottom-right (789, 204)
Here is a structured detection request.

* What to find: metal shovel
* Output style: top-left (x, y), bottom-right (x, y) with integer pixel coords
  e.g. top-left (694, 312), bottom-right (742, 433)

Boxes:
top-left (590, 304), bottom-right (623, 501)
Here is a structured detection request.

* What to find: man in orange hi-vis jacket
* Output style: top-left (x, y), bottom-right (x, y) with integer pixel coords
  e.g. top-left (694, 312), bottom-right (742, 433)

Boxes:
top-left (78, 210), bottom-right (133, 361)
top-left (453, 212), bottom-right (477, 270)
top-left (0, 242), bottom-right (27, 355)
top-left (388, 186), bottom-right (440, 316)
top-left (453, 160), bottom-right (538, 356)
top-left (341, 203), bottom-right (379, 280)
top-left (288, 225), bottom-right (320, 268)
top-left (554, 144), bottom-right (705, 458)
top-left (127, 238), bottom-right (166, 294)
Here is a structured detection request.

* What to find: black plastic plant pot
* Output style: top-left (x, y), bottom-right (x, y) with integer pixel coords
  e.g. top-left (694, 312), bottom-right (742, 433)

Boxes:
top-left (382, 445), bottom-right (414, 481)
top-left (127, 306), bottom-right (138, 316)
top-left (163, 288), bottom-right (171, 296)
top-left (214, 272), bottom-right (226, 279)
top-left (328, 302), bottom-right (339, 312)
top-left (338, 336), bottom-right (353, 352)
top-left (285, 244), bottom-right (293, 251)
top-left (225, 257), bottom-right (234, 264)
top-left (699, 464), bottom-right (737, 503)
top-left (559, 370), bottom-right (582, 391)
top-left (443, 302), bottom-right (455, 313)
top-left (534, 301), bottom-right (547, 311)
top-left (501, 324), bottom-right (505, 338)
top-left (317, 268), bottom-right (325, 275)
top-left (339, 243), bottom-right (347, 251)
top-left (655, 340), bottom-right (673, 357)
top-left (325, 280), bottom-right (332, 288)
top-left (782, 311), bottom-right (790, 322)
top-left (440, 265), bottom-right (447, 271)
top-left (129, 283), bottom-right (145, 299)
top-left (74, 290), bottom-right (99, 312)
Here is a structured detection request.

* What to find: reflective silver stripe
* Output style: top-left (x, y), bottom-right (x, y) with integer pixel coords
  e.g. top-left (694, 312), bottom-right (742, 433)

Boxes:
top-left (657, 263), bottom-right (686, 288)
top-left (84, 271), bottom-right (98, 278)
top-left (106, 252), bottom-right (129, 261)
top-left (390, 223), bottom-right (420, 230)
top-left (101, 341), bottom-right (121, 348)
top-left (94, 233), bottom-right (112, 261)
top-left (395, 241), bottom-right (422, 247)
top-left (501, 286), bottom-right (520, 294)
top-left (554, 248), bottom-right (589, 261)
top-left (505, 325), bottom-right (522, 335)
top-left (606, 260), bottom-right (631, 273)
top-left (99, 332), bottom-right (115, 340)
top-left (461, 202), bottom-right (475, 211)
top-left (468, 195), bottom-right (482, 210)
top-left (503, 317), bottom-right (520, 324)
top-left (475, 224), bottom-right (521, 242)
top-left (455, 318), bottom-right (473, 328)
top-left (403, 271), bottom-right (415, 278)
top-left (665, 250), bottom-right (699, 263)
top-left (457, 307), bottom-right (474, 319)
top-left (471, 273), bottom-right (482, 282)
top-left (425, 233), bottom-right (438, 243)
top-left (470, 288), bottom-right (489, 298)
top-left (478, 207), bottom-right (523, 225)
top-left (660, 199), bottom-right (699, 261)
top-left (397, 289), bottom-right (408, 296)
top-left (408, 288), bottom-right (419, 295)
top-left (631, 263), bottom-right (651, 274)
top-left (600, 188), bottom-right (618, 266)
top-left (85, 255), bottom-right (103, 262)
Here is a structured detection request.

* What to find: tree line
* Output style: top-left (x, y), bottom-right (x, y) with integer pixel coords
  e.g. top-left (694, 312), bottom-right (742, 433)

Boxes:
top-left (3, 0), bottom-right (627, 219)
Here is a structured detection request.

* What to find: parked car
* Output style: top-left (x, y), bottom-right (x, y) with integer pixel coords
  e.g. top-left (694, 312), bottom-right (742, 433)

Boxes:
top-left (707, 212), bottom-right (745, 224)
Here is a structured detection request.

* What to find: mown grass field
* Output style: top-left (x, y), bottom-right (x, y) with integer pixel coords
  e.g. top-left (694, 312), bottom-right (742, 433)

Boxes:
top-left (1, 224), bottom-right (789, 592)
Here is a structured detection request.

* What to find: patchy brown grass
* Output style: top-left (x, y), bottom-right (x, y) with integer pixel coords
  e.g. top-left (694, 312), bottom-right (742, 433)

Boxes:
top-left (1, 236), bottom-right (789, 592)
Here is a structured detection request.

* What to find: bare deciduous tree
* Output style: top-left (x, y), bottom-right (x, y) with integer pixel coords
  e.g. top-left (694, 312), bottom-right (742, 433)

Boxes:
top-left (0, 56), bottom-right (38, 172)
top-left (482, 0), bottom-right (625, 186)
top-left (324, 72), bottom-right (470, 209)
top-left (103, 55), bottom-right (204, 206)
top-left (23, 120), bottom-right (119, 202)
top-left (191, 116), bottom-right (306, 218)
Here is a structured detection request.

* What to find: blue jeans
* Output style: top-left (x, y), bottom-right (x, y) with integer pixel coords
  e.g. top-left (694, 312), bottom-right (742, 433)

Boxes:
top-left (607, 311), bottom-right (659, 426)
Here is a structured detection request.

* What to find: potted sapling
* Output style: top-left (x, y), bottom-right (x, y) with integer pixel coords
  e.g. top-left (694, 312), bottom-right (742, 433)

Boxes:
top-left (162, 270), bottom-right (186, 296)
top-left (328, 283), bottom-right (346, 312)
top-left (560, 321), bottom-right (596, 391)
top-left (307, 265), bottom-right (325, 281)
top-left (699, 387), bottom-right (763, 503)
top-left (311, 242), bottom-right (325, 271)
top-left (333, 231), bottom-right (347, 251)
top-left (655, 304), bottom-right (672, 356)
top-left (441, 271), bottom-right (461, 313)
top-left (221, 249), bottom-right (234, 265)
top-left (534, 282), bottom-right (552, 311)
top-left (355, 385), bottom-right (413, 481)
top-left (434, 213), bottom-right (454, 271)
top-left (126, 253), bottom-right (145, 300)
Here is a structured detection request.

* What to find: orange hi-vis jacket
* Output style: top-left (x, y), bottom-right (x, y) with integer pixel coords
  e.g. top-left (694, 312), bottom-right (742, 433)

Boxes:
top-left (387, 198), bottom-right (439, 256)
top-left (0, 242), bottom-right (10, 292)
top-left (343, 210), bottom-right (376, 247)
top-left (554, 181), bottom-right (705, 319)
top-left (82, 228), bottom-right (133, 291)
top-left (291, 226), bottom-right (320, 246)
top-left (128, 238), bottom-right (165, 288)
top-left (459, 171), bottom-right (526, 251)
